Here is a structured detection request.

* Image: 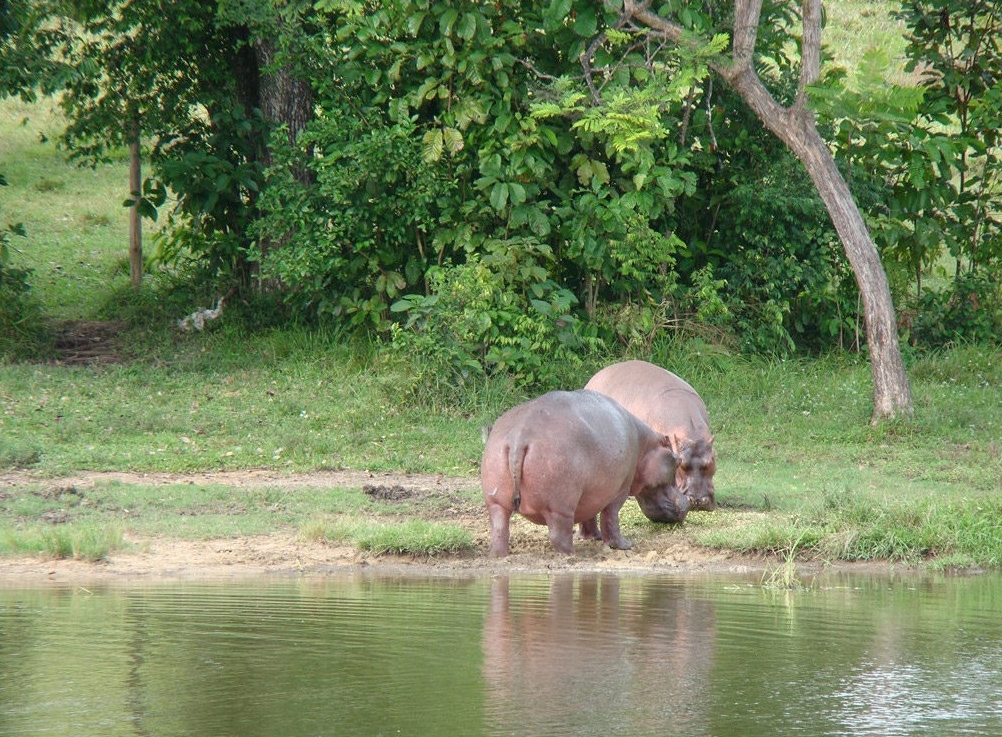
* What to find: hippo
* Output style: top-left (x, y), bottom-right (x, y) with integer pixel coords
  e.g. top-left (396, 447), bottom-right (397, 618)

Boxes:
top-left (584, 360), bottom-right (717, 519)
top-left (481, 389), bottom-right (683, 557)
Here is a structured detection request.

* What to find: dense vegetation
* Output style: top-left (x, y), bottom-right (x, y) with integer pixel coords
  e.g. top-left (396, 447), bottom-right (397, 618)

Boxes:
top-left (1, 0), bottom-right (998, 385)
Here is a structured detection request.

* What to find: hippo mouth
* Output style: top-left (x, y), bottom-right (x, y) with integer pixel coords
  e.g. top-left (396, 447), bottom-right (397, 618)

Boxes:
top-left (635, 486), bottom-right (690, 524)
top-left (686, 493), bottom-right (717, 512)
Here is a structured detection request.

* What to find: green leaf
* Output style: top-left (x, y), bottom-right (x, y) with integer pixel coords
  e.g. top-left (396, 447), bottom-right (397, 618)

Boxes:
top-left (439, 8), bottom-right (459, 37)
top-left (456, 12), bottom-right (477, 40)
top-left (422, 129), bottom-right (444, 163)
top-left (573, 6), bottom-right (597, 37)
top-left (542, 0), bottom-right (573, 31)
top-left (406, 11), bottom-right (426, 35)
top-left (490, 183), bottom-right (509, 211)
top-left (138, 199), bottom-right (159, 221)
top-left (443, 127), bottom-right (465, 154)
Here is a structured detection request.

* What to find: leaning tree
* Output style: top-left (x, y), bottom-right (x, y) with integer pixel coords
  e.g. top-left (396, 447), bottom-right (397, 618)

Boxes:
top-left (615, 0), bottom-right (913, 422)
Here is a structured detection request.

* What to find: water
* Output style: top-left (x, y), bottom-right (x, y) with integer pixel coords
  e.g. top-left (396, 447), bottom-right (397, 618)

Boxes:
top-left (2, 571), bottom-right (1001, 737)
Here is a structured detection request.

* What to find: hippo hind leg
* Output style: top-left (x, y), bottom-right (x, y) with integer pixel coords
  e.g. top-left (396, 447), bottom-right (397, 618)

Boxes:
top-left (543, 510), bottom-right (575, 554)
top-left (487, 503), bottom-right (512, 557)
top-left (578, 516), bottom-right (601, 540)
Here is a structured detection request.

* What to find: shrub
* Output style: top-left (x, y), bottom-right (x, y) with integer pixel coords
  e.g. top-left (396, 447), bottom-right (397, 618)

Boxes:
top-left (389, 240), bottom-right (597, 391)
top-left (905, 270), bottom-right (1002, 348)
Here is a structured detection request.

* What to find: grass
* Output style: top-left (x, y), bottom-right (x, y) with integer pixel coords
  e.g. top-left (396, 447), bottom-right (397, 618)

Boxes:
top-left (822, 0), bottom-right (916, 85)
top-left (0, 524), bottom-right (125, 562)
top-left (3, 9), bottom-right (1001, 569)
top-left (302, 516), bottom-right (475, 556)
top-left (0, 476), bottom-right (480, 560)
top-left (0, 96), bottom-right (133, 319)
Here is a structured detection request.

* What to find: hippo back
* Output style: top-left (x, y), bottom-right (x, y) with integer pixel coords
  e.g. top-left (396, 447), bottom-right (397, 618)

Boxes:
top-left (585, 360), bottom-right (716, 513)
top-left (482, 389), bottom-right (649, 521)
top-left (585, 360), bottom-right (709, 435)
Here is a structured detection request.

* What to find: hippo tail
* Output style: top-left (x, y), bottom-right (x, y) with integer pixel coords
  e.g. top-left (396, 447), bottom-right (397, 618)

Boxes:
top-left (507, 441), bottom-right (529, 512)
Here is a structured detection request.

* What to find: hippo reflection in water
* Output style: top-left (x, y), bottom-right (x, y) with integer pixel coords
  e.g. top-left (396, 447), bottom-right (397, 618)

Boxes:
top-left (585, 360), bottom-right (717, 522)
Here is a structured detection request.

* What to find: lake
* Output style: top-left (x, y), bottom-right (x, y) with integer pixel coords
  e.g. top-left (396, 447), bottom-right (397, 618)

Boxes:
top-left (2, 570), bottom-right (1001, 736)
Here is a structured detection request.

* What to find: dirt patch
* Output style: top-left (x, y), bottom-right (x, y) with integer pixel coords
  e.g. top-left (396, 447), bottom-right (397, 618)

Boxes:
top-left (51, 320), bottom-right (125, 365)
top-left (0, 468), bottom-right (888, 585)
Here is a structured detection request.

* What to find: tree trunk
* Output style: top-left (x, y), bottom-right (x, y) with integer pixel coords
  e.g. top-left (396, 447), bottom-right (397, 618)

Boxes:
top-left (740, 91), bottom-right (914, 423)
top-left (252, 36), bottom-right (314, 289)
top-left (253, 37), bottom-right (313, 182)
top-left (128, 125), bottom-right (142, 291)
top-left (623, 0), bottom-right (914, 423)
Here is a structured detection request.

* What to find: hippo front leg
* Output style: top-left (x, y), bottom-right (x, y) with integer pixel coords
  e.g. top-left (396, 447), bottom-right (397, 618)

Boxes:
top-left (600, 495), bottom-right (632, 550)
top-left (487, 504), bottom-right (512, 557)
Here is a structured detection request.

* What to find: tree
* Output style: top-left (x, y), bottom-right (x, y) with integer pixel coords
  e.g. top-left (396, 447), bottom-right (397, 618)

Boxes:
top-left (618, 0), bottom-right (913, 423)
top-left (1, 0), bottom-right (328, 289)
top-left (896, 0), bottom-right (1002, 277)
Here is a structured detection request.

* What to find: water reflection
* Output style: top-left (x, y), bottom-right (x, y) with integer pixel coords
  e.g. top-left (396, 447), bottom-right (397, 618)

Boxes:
top-left (483, 575), bottom-right (714, 735)
top-left (2, 572), bottom-right (1002, 737)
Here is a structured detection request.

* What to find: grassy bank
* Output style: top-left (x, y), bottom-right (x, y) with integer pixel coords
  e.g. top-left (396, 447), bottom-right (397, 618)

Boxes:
top-left (3, 322), bottom-right (999, 567)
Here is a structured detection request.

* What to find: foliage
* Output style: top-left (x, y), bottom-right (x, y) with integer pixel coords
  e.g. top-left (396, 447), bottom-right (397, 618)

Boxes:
top-left (895, 0), bottom-right (1002, 275)
top-left (388, 243), bottom-right (590, 390)
top-left (822, 1), bottom-right (1002, 347)
top-left (0, 173), bottom-right (47, 359)
top-left (4, 0), bottom-right (998, 365)
top-left (671, 75), bottom-right (858, 355)
top-left (904, 270), bottom-right (1002, 347)
top-left (253, 107), bottom-right (454, 330)
top-left (152, 104), bottom-right (268, 284)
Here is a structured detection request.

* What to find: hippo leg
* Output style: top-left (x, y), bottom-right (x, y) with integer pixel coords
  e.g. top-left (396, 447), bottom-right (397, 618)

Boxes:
top-left (487, 504), bottom-right (512, 557)
top-left (578, 516), bottom-right (601, 540)
top-left (543, 510), bottom-right (575, 554)
top-left (600, 496), bottom-right (632, 550)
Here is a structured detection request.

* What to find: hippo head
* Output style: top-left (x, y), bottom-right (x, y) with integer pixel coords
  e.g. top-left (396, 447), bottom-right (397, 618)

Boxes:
top-left (670, 435), bottom-right (716, 512)
top-left (635, 483), bottom-right (690, 523)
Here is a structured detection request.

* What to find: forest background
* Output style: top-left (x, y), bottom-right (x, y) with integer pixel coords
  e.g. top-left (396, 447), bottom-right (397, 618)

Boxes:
top-left (0, 1), bottom-right (1000, 567)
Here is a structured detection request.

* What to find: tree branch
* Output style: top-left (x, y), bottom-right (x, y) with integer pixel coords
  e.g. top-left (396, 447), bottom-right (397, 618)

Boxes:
top-left (731, 0), bottom-right (763, 66)
top-left (795, 0), bottom-right (822, 111)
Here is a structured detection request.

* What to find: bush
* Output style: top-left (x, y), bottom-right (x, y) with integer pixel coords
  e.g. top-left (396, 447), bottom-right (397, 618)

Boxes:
top-left (905, 270), bottom-right (1002, 348)
top-left (388, 240), bottom-right (598, 392)
top-left (253, 109), bottom-right (457, 332)
top-left (0, 222), bottom-right (49, 360)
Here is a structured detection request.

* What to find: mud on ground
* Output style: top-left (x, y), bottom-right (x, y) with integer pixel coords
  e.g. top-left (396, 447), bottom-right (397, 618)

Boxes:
top-left (0, 468), bottom-right (878, 585)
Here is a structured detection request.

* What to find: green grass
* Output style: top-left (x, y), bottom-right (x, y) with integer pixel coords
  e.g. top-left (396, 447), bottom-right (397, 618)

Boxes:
top-left (303, 516), bottom-right (475, 556)
top-left (822, 0), bottom-right (915, 84)
top-left (0, 477), bottom-right (482, 559)
top-left (0, 96), bottom-right (134, 319)
top-left (0, 524), bottom-right (125, 562)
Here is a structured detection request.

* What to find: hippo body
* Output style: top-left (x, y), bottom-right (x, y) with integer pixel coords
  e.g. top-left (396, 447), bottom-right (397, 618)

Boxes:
top-left (585, 360), bottom-right (717, 519)
top-left (481, 389), bottom-right (682, 557)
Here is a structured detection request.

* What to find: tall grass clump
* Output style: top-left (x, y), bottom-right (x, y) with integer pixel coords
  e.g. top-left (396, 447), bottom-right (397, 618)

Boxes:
top-left (302, 516), bottom-right (474, 556)
top-left (718, 490), bottom-right (1002, 569)
top-left (0, 525), bottom-right (125, 562)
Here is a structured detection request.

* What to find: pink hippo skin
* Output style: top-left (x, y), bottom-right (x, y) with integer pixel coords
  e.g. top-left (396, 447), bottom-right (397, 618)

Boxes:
top-left (584, 360), bottom-right (717, 521)
top-left (481, 389), bottom-right (681, 557)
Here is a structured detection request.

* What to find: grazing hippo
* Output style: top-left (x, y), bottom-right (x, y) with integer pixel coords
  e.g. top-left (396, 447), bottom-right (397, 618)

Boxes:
top-left (481, 389), bottom-right (682, 557)
top-left (585, 360), bottom-right (717, 518)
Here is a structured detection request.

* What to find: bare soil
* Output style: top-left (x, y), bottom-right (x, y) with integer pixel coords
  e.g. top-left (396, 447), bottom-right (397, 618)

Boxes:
top-left (0, 468), bottom-right (811, 585)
